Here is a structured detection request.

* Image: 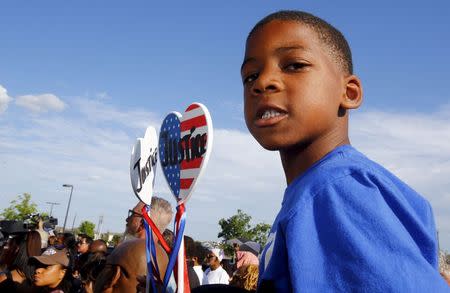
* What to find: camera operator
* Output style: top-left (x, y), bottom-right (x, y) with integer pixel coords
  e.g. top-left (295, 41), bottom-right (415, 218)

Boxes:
top-left (0, 231), bottom-right (42, 292)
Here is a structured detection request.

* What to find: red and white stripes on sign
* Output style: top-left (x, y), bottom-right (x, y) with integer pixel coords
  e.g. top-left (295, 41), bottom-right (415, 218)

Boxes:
top-left (179, 103), bottom-right (208, 196)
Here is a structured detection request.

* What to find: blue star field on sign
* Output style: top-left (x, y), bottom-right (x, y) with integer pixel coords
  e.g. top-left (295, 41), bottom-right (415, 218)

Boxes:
top-left (159, 113), bottom-right (181, 197)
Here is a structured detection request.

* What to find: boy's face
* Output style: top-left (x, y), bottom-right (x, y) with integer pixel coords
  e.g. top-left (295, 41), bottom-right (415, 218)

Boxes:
top-left (242, 20), bottom-right (346, 151)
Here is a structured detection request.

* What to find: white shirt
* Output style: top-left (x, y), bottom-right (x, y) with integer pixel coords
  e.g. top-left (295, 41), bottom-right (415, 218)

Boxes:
top-left (202, 266), bottom-right (229, 285)
top-left (193, 265), bottom-right (204, 285)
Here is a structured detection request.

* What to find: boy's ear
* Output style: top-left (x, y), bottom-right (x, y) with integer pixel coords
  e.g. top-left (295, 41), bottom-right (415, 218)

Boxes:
top-left (340, 74), bottom-right (363, 110)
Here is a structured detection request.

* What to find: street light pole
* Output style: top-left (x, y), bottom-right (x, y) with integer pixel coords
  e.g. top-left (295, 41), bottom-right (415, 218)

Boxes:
top-left (71, 213), bottom-right (77, 232)
top-left (62, 184), bottom-right (74, 232)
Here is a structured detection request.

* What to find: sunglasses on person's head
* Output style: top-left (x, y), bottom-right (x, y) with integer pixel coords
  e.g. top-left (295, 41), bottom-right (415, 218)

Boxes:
top-left (127, 209), bottom-right (142, 218)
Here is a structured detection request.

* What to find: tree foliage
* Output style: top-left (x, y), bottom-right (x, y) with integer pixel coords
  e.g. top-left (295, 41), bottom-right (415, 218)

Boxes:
top-left (78, 221), bottom-right (96, 238)
top-left (1, 193), bottom-right (38, 221)
top-left (249, 223), bottom-right (271, 246)
top-left (218, 209), bottom-right (271, 246)
top-left (111, 234), bottom-right (121, 246)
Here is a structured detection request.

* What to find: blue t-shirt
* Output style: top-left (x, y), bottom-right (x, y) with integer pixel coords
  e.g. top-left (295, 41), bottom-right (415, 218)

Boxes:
top-left (258, 145), bottom-right (448, 292)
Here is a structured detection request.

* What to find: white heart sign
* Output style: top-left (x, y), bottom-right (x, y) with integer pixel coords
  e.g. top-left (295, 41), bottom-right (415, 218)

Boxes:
top-left (130, 126), bottom-right (158, 205)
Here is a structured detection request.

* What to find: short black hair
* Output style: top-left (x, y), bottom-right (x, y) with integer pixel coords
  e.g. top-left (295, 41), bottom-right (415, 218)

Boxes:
top-left (248, 10), bottom-right (353, 75)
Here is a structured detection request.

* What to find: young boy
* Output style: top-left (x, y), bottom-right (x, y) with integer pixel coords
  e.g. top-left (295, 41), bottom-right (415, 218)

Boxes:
top-left (241, 10), bottom-right (448, 292)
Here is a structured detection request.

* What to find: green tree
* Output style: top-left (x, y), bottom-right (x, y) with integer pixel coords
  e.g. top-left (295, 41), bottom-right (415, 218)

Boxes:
top-left (111, 234), bottom-right (121, 246)
top-left (218, 209), bottom-right (253, 240)
top-left (218, 209), bottom-right (271, 246)
top-left (78, 221), bottom-right (96, 238)
top-left (249, 223), bottom-right (271, 246)
top-left (1, 193), bottom-right (38, 220)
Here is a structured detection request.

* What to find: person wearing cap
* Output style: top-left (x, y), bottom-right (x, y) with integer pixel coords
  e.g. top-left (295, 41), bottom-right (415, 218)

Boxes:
top-left (31, 248), bottom-right (73, 293)
top-left (202, 248), bottom-right (230, 285)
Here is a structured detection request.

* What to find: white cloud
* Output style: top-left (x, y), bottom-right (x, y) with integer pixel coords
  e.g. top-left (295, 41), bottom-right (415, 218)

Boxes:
top-left (72, 98), bottom-right (160, 130)
top-left (0, 98), bottom-right (449, 250)
top-left (15, 93), bottom-right (65, 113)
top-left (95, 92), bottom-right (111, 100)
top-left (350, 109), bottom-right (450, 250)
top-left (0, 85), bottom-right (12, 113)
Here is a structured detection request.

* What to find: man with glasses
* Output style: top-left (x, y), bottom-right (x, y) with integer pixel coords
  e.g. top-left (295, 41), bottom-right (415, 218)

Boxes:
top-left (77, 234), bottom-right (93, 255)
top-left (75, 234), bottom-right (93, 278)
top-left (125, 196), bottom-right (173, 240)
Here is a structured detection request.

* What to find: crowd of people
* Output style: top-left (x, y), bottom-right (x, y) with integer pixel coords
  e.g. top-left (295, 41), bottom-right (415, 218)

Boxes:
top-left (0, 196), bottom-right (262, 292)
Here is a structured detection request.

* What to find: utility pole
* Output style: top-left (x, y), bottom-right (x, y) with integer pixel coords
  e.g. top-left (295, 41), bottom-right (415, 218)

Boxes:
top-left (46, 202), bottom-right (60, 217)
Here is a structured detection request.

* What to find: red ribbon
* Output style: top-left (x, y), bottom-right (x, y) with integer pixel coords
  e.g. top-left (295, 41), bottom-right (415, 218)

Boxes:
top-left (141, 206), bottom-right (171, 254)
top-left (142, 203), bottom-right (190, 292)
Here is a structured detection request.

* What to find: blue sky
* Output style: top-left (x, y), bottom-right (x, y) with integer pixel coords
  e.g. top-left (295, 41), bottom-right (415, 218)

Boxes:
top-left (1, 1), bottom-right (450, 249)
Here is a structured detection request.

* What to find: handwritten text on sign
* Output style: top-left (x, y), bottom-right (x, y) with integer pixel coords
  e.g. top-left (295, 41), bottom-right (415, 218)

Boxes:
top-left (133, 147), bottom-right (158, 192)
top-left (130, 126), bottom-right (158, 205)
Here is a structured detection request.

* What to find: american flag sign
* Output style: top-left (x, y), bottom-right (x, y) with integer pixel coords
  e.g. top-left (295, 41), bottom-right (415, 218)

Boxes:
top-left (159, 103), bottom-right (213, 204)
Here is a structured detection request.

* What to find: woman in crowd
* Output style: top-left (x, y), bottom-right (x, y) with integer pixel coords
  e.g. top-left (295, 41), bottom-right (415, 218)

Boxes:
top-left (0, 231), bottom-right (42, 292)
top-left (230, 264), bottom-right (259, 292)
top-left (31, 247), bottom-right (80, 293)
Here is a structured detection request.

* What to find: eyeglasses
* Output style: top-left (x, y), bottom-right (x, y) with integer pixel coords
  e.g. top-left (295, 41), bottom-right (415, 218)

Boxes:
top-left (127, 209), bottom-right (142, 219)
top-left (77, 241), bottom-right (88, 246)
top-left (206, 254), bottom-right (216, 259)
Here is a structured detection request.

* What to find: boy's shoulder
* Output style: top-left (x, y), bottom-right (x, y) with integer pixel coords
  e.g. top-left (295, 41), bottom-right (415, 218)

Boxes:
top-left (282, 145), bottom-right (431, 219)
top-left (264, 147), bottom-right (444, 292)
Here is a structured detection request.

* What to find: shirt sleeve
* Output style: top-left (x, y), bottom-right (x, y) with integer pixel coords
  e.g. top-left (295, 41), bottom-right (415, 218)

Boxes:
top-left (221, 270), bottom-right (230, 285)
top-left (283, 172), bottom-right (448, 292)
top-left (202, 269), bottom-right (209, 285)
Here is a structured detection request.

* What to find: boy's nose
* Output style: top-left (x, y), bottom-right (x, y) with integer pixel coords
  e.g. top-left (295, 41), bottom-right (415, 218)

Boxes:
top-left (251, 70), bottom-right (282, 95)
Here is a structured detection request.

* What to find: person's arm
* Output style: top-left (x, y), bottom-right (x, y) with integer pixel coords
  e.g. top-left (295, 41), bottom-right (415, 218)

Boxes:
top-left (440, 271), bottom-right (450, 286)
top-left (283, 175), bottom-right (448, 292)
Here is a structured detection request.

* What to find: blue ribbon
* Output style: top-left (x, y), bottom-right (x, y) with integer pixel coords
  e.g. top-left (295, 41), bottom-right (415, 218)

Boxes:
top-left (150, 228), bottom-right (160, 278)
top-left (162, 206), bottom-right (186, 290)
top-left (144, 205), bottom-right (157, 293)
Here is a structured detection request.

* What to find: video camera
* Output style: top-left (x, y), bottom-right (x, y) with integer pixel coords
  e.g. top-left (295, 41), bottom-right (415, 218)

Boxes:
top-left (0, 213), bottom-right (58, 235)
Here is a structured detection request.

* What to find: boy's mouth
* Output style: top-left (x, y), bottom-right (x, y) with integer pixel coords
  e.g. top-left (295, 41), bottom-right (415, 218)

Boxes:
top-left (255, 108), bottom-right (287, 127)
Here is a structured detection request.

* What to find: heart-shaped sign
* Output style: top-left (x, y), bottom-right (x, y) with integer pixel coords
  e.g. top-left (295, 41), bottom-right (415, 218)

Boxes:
top-left (130, 126), bottom-right (158, 205)
top-left (158, 103), bottom-right (213, 204)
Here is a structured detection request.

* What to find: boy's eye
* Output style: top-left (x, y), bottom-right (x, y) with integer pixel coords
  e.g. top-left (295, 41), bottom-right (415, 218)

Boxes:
top-left (284, 62), bottom-right (308, 71)
top-left (243, 73), bottom-right (258, 85)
